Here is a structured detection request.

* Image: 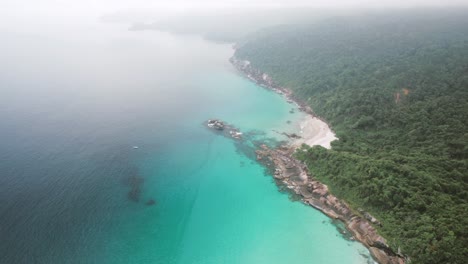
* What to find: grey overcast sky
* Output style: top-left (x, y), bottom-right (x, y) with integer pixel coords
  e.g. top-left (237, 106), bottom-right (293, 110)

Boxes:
top-left (3, 0), bottom-right (468, 14)
top-left (2, 0), bottom-right (467, 26)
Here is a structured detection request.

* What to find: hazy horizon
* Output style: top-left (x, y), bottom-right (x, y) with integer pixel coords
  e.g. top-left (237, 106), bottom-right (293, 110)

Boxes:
top-left (2, 0), bottom-right (468, 24)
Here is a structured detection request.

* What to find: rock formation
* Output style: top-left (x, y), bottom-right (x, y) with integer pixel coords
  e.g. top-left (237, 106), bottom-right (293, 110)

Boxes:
top-left (255, 144), bottom-right (407, 264)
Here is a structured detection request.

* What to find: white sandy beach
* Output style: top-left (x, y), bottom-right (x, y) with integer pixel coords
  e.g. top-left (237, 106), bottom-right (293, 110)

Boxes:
top-left (292, 115), bottom-right (337, 149)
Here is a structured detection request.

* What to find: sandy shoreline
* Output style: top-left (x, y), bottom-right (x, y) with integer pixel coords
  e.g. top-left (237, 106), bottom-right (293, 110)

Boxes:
top-left (228, 56), bottom-right (337, 149)
top-left (292, 115), bottom-right (337, 149)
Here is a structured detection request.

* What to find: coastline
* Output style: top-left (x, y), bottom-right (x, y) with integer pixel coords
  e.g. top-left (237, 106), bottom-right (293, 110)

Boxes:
top-left (292, 115), bottom-right (337, 149)
top-left (229, 55), bottom-right (407, 264)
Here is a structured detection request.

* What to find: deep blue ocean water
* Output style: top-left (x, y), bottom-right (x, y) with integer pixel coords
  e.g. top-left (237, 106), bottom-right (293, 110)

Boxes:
top-left (0, 22), bottom-right (373, 263)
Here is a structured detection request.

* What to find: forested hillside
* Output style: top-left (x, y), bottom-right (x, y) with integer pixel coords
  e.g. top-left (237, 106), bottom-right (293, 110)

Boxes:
top-left (235, 9), bottom-right (468, 264)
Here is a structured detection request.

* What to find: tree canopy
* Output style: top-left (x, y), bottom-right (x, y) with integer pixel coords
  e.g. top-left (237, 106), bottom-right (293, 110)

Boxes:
top-left (236, 9), bottom-right (468, 264)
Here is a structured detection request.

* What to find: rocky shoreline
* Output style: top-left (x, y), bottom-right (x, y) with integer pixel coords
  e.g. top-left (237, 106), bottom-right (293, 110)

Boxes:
top-left (229, 55), bottom-right (408, 264)
top-left (229, 57), bottom-right (314, 115)
top-left (256, 145), bottom-right (406, 264)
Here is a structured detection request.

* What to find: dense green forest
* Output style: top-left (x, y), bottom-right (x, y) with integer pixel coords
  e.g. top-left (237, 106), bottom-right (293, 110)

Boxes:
top-left (235, 9), bottom-right (468, 264)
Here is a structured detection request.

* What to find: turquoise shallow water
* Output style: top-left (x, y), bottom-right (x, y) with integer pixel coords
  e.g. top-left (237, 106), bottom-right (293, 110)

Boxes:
top-left (0, 22), bottom-right (373, 263)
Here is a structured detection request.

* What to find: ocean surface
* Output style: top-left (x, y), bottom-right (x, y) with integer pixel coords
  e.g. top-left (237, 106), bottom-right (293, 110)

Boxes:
top-left (0, 21), bottom-right (373, 263)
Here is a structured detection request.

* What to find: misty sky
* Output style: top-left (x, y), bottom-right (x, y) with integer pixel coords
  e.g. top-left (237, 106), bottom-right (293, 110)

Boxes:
top-left (3, 0), bottom-right (467, 16)
top-left (1, 0), bottom-right (467, 30)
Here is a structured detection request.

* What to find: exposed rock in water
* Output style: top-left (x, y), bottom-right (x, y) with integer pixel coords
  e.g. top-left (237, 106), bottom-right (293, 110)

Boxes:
top-left (273, 130), bottom-right (301, 139)
top-left (205, 119), bottom-right (243, 140)
top-left (207, 119), bottom-right (225, 130)
top-left (287, 133), bottom-right (301, 139)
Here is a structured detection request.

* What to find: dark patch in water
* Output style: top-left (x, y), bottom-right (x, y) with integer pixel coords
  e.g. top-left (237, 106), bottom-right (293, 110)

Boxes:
top-left (123, 175), bottom-right (144, 202)
top-left (145, 199), bottom-right (156, 206)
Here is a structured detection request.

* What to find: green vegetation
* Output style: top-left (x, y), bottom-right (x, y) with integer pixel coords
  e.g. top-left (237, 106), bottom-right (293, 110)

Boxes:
top-left (235, 9), bottom-right (468, 264)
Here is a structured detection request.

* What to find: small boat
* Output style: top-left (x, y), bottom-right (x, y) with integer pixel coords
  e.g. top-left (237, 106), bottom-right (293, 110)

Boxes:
top-left (133, 146), bottom-right (139, 149)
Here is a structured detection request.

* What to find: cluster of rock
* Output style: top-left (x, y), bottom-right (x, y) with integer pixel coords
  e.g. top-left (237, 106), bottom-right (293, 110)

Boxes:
top-left (359, 208), bottom-right (382, 227)
top-left (255, 144), bottom-right (407, 264)
top-left (207, 119), bottom-right (225, 130)
top-left (206, 119), bottom-right (243, 140)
